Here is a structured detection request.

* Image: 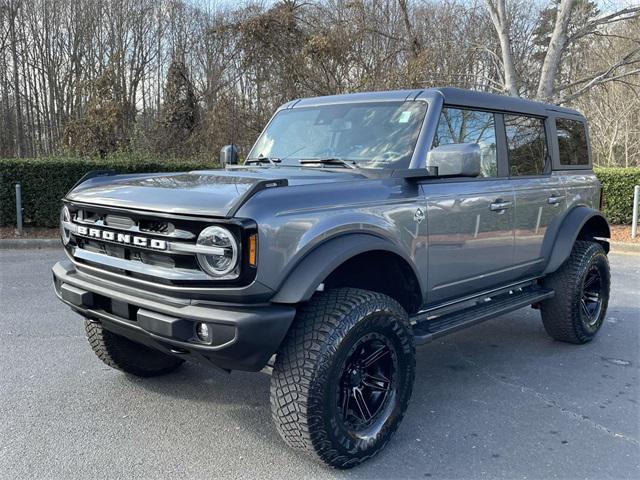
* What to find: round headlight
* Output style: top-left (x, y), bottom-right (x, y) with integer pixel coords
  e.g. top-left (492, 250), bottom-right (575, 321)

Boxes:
top-left (196, 226), bottom-right (238, 277)
top-left (60, 205), bottom-right (71, 246)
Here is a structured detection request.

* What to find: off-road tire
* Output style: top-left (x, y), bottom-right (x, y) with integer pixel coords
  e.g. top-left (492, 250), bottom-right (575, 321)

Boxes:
top-left (84, 320), bottom-right (184, 377)
top-left (541, 240), bottom-right (610, 344)
top-left (270, 288), bottom-right (415, 469)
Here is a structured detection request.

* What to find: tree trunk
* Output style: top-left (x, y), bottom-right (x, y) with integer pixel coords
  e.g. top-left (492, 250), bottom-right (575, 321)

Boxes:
top-left (9, 0), bottom-right (26, 157)
top-left (536, 0), bottom-right (575, 101)
top-left (398, 0), bottom-right (422, 60)
top-left (485, 0), bottom-right (519, 96)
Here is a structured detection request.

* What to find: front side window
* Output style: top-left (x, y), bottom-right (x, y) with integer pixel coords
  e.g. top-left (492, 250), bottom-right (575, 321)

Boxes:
top-left (248, 101), bottom-right (428, 169)
top-left (556, 118), bottom-right (589, 166)
top-left (504, 114), bottom-right (548, 176)
top-left (432, 107), bottom-right (498, 177)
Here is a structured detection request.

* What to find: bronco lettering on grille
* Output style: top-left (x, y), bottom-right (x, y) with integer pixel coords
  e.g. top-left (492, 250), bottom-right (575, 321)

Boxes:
top-left (75, 225), bottom-right (167, 250)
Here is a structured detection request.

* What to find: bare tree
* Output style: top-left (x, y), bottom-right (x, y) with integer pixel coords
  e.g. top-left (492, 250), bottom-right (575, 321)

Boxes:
top-left (0, 0), bottom-right (637, 166)
top-left (485, 0), bottom-right (519, 95)
top-left (398, 0), bottom-right (422, 63)
top-left (8, 0), bottom-right (25, 156)
top-left (487, 0), bottom-right (640, 102)
top-left (536, 0), bottom-right (575, 101)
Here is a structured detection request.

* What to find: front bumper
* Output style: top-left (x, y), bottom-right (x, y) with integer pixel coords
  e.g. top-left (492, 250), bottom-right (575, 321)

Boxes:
top-left (52, 260), bottom-right (296, 371)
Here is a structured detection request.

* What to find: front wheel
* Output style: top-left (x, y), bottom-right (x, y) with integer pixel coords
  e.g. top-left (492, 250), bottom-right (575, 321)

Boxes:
top-left (270, 288), bottom-right (415, 469)
top-left (541, 240), bottom-right (610, 344)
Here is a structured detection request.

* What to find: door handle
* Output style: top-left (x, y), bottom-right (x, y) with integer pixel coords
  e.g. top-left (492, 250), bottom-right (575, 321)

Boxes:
top-left (490, 200), bottom-right (513, 212)
top-left (547, 195), bottom-right (565, 205)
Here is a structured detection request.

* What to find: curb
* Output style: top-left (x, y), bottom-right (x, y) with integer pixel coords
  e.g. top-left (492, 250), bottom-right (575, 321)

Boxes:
top-left (0, 238), bottom-right (60, 249)
top-left (609, 241), bottom-right (640, 254)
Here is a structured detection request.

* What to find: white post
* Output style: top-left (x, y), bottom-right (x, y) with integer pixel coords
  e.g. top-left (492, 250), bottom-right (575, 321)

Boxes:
top-left (632, 185), bottom-right (639, 239)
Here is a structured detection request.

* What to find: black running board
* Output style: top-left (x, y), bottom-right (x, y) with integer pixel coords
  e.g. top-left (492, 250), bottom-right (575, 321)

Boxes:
top-left (412, 287), bottom-right (554, 345)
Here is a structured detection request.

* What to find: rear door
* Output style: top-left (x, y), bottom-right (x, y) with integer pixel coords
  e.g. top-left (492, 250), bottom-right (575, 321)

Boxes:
top-left (504, 114), bottom-right (567, 278)
top-left (423, 107), bottom-right (515, 304)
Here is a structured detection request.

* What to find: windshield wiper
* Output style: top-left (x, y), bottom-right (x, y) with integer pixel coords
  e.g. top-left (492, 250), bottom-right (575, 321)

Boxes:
top-left (245, 156), bottom-right (282, 166)
top-left (298, 158), bottom-right (357, 169)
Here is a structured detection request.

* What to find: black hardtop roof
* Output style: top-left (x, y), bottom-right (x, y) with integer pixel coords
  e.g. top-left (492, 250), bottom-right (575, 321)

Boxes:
top-left (434, 87), bottom-right (582, 117)
top-left (286, 87), bottom-right (583, 119)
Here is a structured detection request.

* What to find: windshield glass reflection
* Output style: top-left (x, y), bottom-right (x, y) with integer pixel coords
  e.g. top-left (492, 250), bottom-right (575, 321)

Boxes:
top-left (249, 101), bottom-right (428, 169)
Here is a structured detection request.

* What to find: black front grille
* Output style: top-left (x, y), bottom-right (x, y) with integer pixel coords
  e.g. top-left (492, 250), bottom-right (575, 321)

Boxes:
top-left (76, 207), bottom-right (191, 239)
top-left (139, 219), bottom-right (170, 234)
top-left (63, 201), bottom-right (258, 290)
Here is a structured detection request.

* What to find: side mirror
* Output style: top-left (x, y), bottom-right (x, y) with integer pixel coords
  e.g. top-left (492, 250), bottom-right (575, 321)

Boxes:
top-left (220, 144), bottom-right (238, 167)
top-left (427, 143), bottom-right (481, 177)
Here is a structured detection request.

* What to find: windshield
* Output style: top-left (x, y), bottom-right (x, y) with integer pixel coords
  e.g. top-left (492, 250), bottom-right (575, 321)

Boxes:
top-left (248, 101), bottom-right (428, 169)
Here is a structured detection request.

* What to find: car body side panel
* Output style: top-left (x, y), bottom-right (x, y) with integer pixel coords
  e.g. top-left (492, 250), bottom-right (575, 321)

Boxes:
top-left (511, 173), bottom-right (567, 277)
top-left (560, 171), bottom-right (600, 211)
top-left (538, 170), bottom-right (605, 273)
top-left (539, 170), bottom-right (600, 263)
top-left (421, 179), bottom-right (515, 304)
top-left (236, 177), bottom-right (429, 299)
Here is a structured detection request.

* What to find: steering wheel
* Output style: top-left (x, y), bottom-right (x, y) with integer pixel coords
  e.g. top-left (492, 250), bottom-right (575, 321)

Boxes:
top-left (371, 151), bottom-right (403, 163)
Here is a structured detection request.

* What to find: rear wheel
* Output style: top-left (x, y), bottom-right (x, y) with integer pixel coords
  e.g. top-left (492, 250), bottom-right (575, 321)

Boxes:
top-left (541, 241), bottom-right (610, 344)
top-left (84, 320), bottom-right (184, 377)
top-left (270, 288), bottom-right (415, 468)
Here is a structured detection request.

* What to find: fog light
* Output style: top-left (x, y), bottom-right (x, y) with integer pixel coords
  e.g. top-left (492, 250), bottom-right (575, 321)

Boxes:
top-left (195, 322), bottom-right (212, 343)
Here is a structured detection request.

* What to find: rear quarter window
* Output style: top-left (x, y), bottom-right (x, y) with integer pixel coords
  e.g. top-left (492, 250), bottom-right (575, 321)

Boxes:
top-left (556, 118), bottom-right (589, 166)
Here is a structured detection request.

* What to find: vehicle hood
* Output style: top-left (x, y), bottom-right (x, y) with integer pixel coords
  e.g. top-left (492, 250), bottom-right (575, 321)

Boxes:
top-left (66, 166), bottom-right (365, 218)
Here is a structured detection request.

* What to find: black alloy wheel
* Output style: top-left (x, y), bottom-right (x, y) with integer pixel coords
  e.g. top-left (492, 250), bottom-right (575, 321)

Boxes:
top-left (337, 333), bottom-right (398, 438)
top-left (580, 265), bottom-right (604, 330)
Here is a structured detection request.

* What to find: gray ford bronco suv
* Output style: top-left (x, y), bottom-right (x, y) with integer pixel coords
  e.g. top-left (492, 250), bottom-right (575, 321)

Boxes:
top-left (53, 88), bottom-right (611, 468)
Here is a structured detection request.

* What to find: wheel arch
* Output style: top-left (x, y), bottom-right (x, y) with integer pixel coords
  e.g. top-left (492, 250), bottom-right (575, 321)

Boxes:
top-left (270, 233), bottom-right (423, 314)
top-left (543, 206), bottom-right (610, 275)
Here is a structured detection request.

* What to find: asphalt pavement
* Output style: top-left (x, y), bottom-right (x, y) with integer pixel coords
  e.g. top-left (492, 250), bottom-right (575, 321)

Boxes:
top-left (1, 248), bottom-right (638, 480)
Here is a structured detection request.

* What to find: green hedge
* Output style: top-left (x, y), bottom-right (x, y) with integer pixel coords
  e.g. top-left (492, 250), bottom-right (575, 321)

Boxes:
top-left (1, 158), bottom-right (638, 228)
top-left (595, 167), bottom-right (640, 225)
top-left (0, 155), bottom-right (218, 227)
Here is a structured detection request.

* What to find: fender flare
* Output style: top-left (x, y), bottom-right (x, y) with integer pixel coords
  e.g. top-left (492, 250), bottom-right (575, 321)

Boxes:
top-left (270, 233), bottom-right (422, 305)
top-left (543, 206), bottom-right (610, 275)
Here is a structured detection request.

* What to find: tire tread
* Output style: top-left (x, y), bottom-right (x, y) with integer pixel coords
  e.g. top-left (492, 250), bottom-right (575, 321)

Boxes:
top-left (270, 288), bottom-right (414, 468)
top-left (84, 320), bottom-right (183, 377)
top-left (541, 240), bottom-right (610, 344)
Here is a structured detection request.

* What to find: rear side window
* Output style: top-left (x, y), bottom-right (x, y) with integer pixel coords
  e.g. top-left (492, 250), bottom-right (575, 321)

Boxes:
top-left (504, 115), bottom-right (548, 176)
top-left (433, 108), bottom-right (498, 177)
top-left (556, 118), bottom-right (589, 166)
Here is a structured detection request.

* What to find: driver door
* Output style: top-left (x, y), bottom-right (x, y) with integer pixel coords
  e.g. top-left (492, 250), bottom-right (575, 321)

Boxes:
top-left (422, 108), bottom-right (515, 304)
